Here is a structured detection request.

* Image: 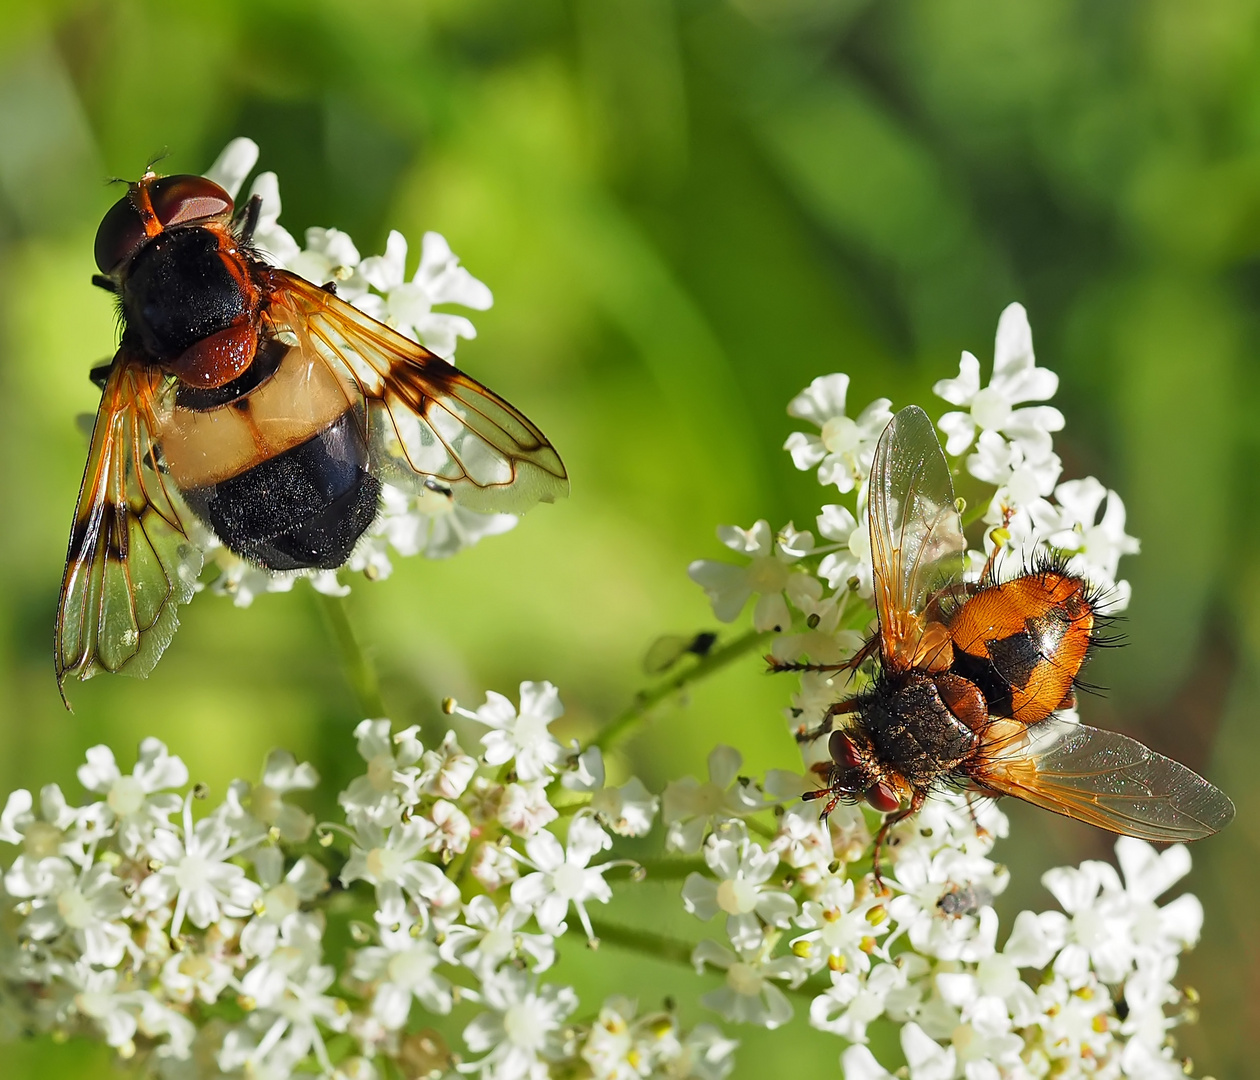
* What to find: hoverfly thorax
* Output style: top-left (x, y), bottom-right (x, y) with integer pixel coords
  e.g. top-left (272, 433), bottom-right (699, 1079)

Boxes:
top-left (96, 173), bottom-right (257, 388)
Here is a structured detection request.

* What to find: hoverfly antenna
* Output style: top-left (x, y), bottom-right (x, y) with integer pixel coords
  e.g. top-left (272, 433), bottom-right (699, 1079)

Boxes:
top-left (143, 148), bottom-right (171, 177)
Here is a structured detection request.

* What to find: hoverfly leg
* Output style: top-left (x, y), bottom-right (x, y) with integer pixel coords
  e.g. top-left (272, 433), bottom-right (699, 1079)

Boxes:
top-left (89, 363), bottom-right (113, 390)
top-left (235, 194), bottom-right (263, 245)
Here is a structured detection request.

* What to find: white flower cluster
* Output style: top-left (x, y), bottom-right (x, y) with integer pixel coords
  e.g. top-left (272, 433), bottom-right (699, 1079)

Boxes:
top-left (0, 689), bottom-right (747, 1080)
top-left (663, 762), bottom-right (1203, 1079)
top-left (194, 138), bottom-right (518, 606)
top-left (0, 692), bottom-right (1208, 1079)
top-left (692, 304), bottom-right (1139, 674)
top-left (676, 305), bottom-right (1206, 1076)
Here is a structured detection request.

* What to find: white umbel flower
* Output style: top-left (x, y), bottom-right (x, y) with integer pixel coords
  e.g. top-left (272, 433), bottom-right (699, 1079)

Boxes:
top-left (136, 795), bottom-right (262, 939)
top-left (783, 374), bottom-right (893, 493)
top-left (662, 745), bottom-right (768, 854)
top-left (682, 825), bottom-right (797, 952)
top-left (357, 230), bottom-right (492, 360)
top-left (457, 682), bottom-right (567, 782)
top-left (460, 968), bottom-right (578, 1080)
top-left (509, 814), bottom-right (617, 940)
top-left (690, 938), bottom-right (802, 1029)
top-left (933, 302), bottom-right (1064, 460)
top-left (688, 520), bottom-right (816, 632)
top-left (77, 737), bottom-right (188, 856)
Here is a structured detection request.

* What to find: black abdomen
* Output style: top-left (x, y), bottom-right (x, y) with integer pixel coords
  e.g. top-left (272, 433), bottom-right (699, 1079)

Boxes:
top-left (181, 411), bottom-right (380, 571)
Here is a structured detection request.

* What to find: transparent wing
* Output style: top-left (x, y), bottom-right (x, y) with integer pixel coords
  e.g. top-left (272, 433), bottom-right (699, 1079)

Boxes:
top-left (265, 271), bottom-right (569, 514)
top-left (868, 405), bottom-right (965, 670)
top-left (972, 716), bottom-right (1235, 842)
top-left (55, 354), bottom-right (202, 704)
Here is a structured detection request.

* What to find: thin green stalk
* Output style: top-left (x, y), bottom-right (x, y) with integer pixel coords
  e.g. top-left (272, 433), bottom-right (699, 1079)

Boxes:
top-left (631, 857), bottom-right (707, 881)
top-left (592, 629), bottom-right (773, 751)
top-left (571, 918), bottom-right (831, 1001)
top-left (577, 917), bottom-right (695, 966)
top-left (314, 589), bottom-right (387, 718)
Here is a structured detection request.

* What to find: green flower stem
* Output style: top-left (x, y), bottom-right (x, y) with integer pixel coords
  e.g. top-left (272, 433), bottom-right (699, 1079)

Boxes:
top-left (631, 857), bottom-right (707, 881)
top-left (592, 629), bottom-right (774, 752)
top-left (745, 815), bottom-right (778, 841)
top-left (570, 917), bottom-right (831, 1001)
top-left (577, 917), bottom-right (695, 966)
top-left (314, 589), bottom-right (387, 719)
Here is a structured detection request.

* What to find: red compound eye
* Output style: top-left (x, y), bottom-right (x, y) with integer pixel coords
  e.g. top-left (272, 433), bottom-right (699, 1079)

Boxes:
top-left (865, 781), bottom-right (901, 814)
top-left (148, 175), bottom-right (233, 229)
top-left (94, 191), bottom-right (148, 274)
top-left (829, 730), bottom-right (862, 768)
top-left (93, 175), bottom-right (234, 275)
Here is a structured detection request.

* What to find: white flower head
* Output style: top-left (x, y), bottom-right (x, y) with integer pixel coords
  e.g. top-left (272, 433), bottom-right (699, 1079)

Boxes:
top-left (662, 746), bottom-right (770, 854)
top-left (136, 794), bottom-right (263, 939)
top-left (682, 824), bottom-right (797, 951)
top-left (457, 681), bottom-right (566, 782)
top-left (688, 520), bottom-right (817, 633)
top-left (77, 737), bottom-right (188, 856)
top-left (562, 747), bottom-right (659, 837)
top-left (338, 720), bottom-right (426, 821)
top-left (226, 749), bottom-right (319, 845)
top-left (509, 813), bottom-right (617, 941)
top-left (1046, 476), bottom-right (1140, 609)
top-left (460, 968), bottom-right (578, 1080)
top-left (784, 374), bottom-right (893, 493)
top-left (934, 302), bottom-right (1064, 460)
top-left (350, 903), bottom-right (452, 1029)
top-left (791, 876), bottom-right (888, 977)
top-left (440, 894), bottom-right (556, 977)
top-left (690, 938), bottom-right (803, 1029)
top-left (16, 860), bottom-right (131, 967)
top-left (339, 812), bottom-right (457, 919)
top-left (0, 784), bottom-right (90, 868)
top-left (357, 230), bottom-right (492, 360)
top-left (815, 502), bottom-right (874, 599)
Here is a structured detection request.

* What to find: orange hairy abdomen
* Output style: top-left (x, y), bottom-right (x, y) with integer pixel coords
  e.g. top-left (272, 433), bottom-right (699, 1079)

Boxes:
top-left (947, 571), bottom-right (1095, 726)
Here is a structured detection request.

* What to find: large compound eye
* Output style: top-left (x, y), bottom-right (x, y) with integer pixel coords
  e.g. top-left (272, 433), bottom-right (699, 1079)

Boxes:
top-left (148, 175), bottom-right (233, 229)
top-left (865, 781), bottom-right (901, 814)
top-left (94, 190), bottom-right (149, 274)
top-left (829, 729), bottom-right (862, 768)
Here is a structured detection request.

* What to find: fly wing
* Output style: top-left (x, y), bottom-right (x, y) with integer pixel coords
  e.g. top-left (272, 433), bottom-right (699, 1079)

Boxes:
top-left (264, 270), bottom-right (569, 514)
top-left (972, 717), bottom-right (1235, 842)
top-left (868, 405), bottom-right (965, 670)
top-left (55, 354), bottom-right (202, 704)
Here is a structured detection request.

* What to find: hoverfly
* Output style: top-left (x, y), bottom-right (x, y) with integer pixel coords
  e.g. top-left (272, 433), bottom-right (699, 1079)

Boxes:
top-left (785, 405), bottom-right (1233, 881)
top-left (56, 169), bottom-right (568, 703)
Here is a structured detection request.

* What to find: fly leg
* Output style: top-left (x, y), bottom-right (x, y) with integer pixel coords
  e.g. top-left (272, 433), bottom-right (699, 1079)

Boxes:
top-left (963, 791), bottom-right (991, 842)
top-left (766, 634), bottom-right (878, 676)
top-left (978, 506), bottom-right (1016, 585)
top-left (872, 789), bottom-right (926, 892)
top-left (795, 697), bottom-right (859, 744)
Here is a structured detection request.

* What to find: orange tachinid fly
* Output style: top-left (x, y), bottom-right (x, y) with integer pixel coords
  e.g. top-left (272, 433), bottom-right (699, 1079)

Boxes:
top-left (779, 405), bottom-right (1233, 880)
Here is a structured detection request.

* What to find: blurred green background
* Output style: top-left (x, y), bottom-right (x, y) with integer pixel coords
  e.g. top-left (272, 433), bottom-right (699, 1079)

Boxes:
top-left (1, 0), bottom-right (1258, 1076)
